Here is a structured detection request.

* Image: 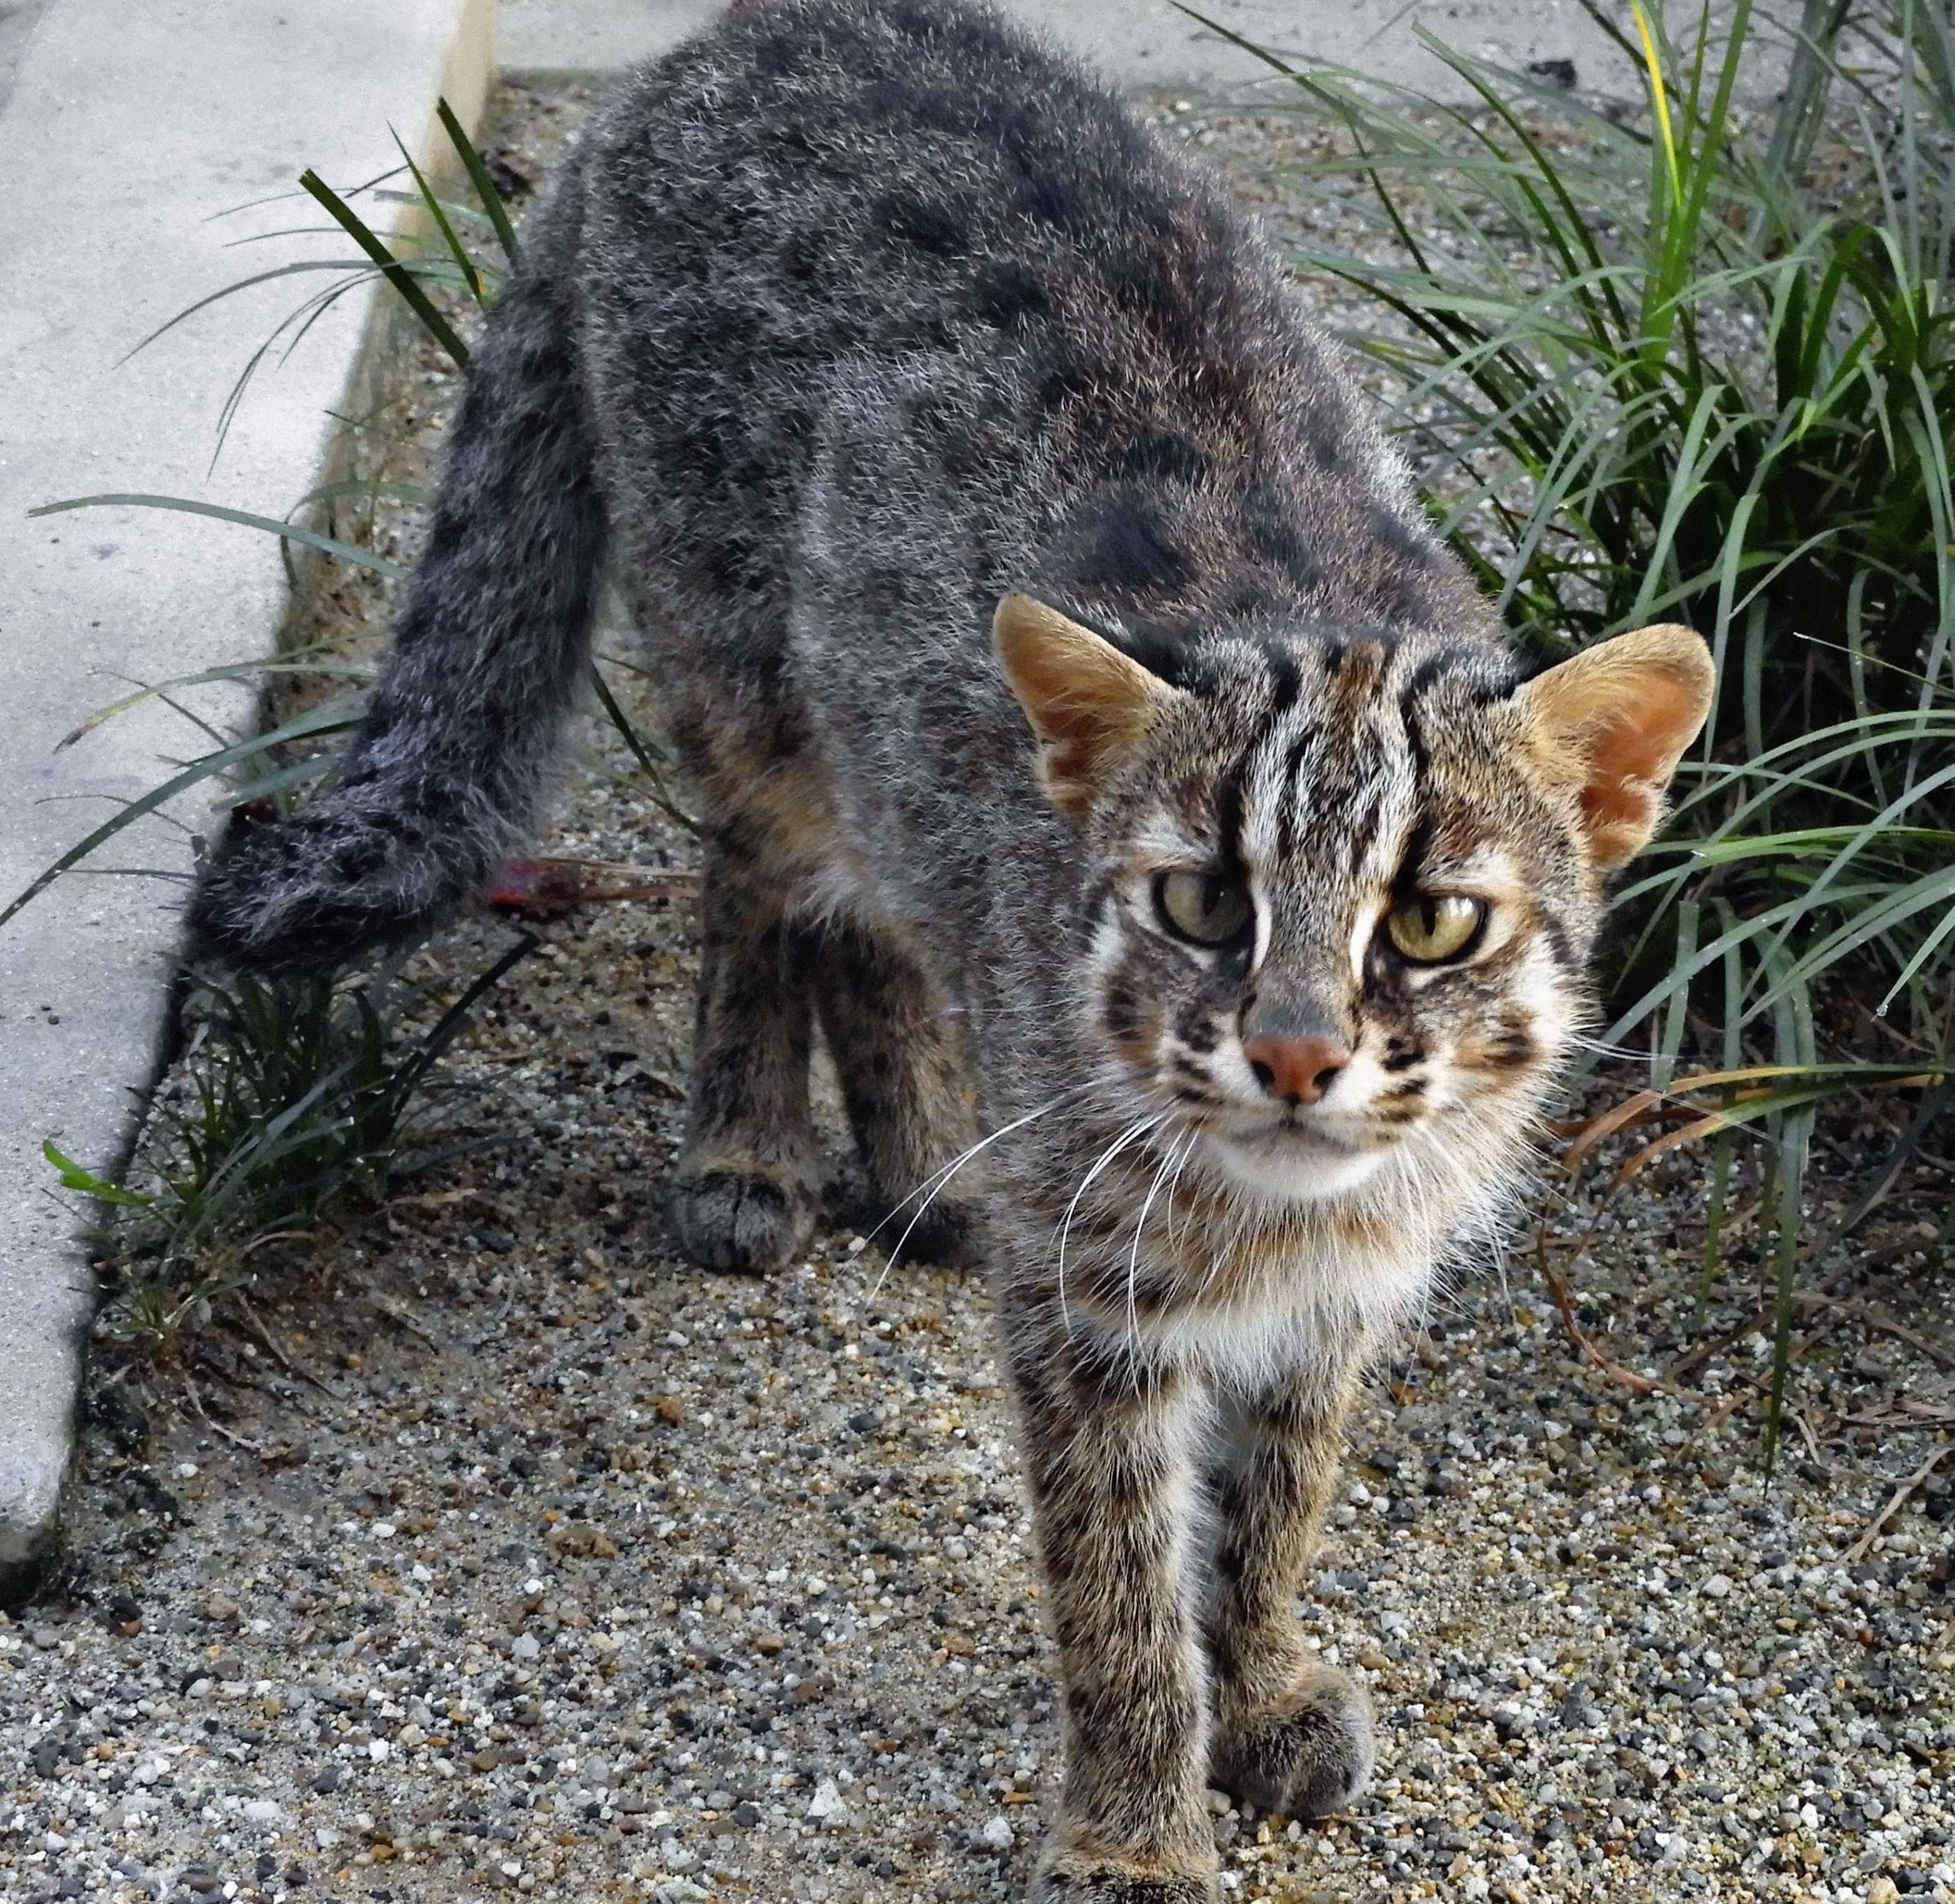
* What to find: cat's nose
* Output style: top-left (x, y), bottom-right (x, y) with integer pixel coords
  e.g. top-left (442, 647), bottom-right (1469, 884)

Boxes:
top-left (1242, 1031), bottom-right (1351, 1105)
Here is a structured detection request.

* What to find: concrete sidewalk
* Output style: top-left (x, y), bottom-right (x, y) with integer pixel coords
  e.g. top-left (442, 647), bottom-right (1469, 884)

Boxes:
top-left (0, 0), bottom-right (492, 1598)
top-left (499, 0), bottom-right (1665, 93)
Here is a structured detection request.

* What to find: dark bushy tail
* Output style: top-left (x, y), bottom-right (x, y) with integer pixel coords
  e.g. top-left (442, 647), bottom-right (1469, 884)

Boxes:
top-left (190, 170), bottom-right (608, 975)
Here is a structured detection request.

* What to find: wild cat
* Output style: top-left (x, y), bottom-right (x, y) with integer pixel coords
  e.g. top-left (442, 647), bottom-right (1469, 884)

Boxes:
top-left (191, 0), bottom-right (1714, 1894)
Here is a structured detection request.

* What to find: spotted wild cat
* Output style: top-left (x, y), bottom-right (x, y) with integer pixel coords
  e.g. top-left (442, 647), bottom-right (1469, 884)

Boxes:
top-left (190, 2), bottom-right (1715, 1895)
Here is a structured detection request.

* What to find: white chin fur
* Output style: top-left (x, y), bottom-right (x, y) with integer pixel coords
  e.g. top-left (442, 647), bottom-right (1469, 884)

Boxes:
top-left (1202, 1130), bottom-right (1390, 1204)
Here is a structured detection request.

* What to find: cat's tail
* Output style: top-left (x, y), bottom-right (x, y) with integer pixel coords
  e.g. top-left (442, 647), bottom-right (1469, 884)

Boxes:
top-left (188, 169), bottom-right (608, 975)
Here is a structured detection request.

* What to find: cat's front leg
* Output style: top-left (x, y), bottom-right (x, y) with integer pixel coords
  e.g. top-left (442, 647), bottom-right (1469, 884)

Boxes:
top-left (1003, 1309), bottom-right (1220, 1903)
top-left (1203, 1357), bottom-right (1375, 1820)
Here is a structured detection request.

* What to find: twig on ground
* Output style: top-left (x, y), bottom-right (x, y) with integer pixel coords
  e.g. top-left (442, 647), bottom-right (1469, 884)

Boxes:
top-left (1786, 1402), bottom-right (1825, 1466)
top-left (1538, 1251), bottom-right (1667, 1394)
top-left (1837, 1405), bottom-right (1955, 1430)
top-left (1680, 1312), bottom-right (1848, 1457)
top-left (1668, 1288), bottom-right (1953, 1389)
top-left (1798, 1295), bottom-right (1955, 1373)
top-left (370, 1294), bottom-right (440, 1349)
top-left (1691, 1391), bottom-right (1752, 1439)
top-left (1846, 1441), bottom-right (1955, 1563)
top-left (235, 1294), bottom-right (332, 1390)
top-left (181, 1369), bottom-right (269, 1460)
top-left (1670, 1307), bottom-right (1775, 1382)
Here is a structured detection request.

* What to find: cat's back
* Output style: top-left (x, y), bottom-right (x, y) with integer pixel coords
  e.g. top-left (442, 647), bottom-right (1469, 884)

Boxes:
top-left (580, 0), bottom-right (1230, 344)
top-left (571, 0), bottom-right (1348, 607)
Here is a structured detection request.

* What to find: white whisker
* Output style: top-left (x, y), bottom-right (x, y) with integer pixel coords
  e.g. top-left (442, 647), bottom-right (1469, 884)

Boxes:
top-left (1123, 1122), bottom-right (1187, 1377)
top-left (1565, 1032), bottom-right (1648, 1063)
top-left (1163, 1120), bottom-right (1203, 1257)
top-left (1054, 1113), bottom-right (1164, 1337)
top-left (865, 1081), bottom-right (1095, 1297)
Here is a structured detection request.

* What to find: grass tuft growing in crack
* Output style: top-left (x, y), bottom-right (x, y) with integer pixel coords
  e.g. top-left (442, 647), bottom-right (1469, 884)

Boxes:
top-left (53, 938), bottom-right (535, 1363)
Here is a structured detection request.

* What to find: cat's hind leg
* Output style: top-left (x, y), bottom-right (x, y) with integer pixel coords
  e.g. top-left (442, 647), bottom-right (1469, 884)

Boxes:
top-left (811, 919), bottom-right (978, 1264)
top-left (667, 821), bottom-right (821, 1274)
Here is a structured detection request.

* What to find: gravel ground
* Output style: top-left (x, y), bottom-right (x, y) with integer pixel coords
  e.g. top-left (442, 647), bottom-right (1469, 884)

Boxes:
top-left (4, 75), bottom-right (1953, 1904)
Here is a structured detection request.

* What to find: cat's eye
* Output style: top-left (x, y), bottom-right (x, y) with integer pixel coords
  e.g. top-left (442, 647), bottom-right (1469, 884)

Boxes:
top-left (1154, 869), bottom-right (1253, 947)
top-left (1385, 894), bottom-right (1486, 963)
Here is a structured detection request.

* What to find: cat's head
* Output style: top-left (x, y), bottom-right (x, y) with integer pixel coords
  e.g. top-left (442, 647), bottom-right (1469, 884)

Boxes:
top-left (995, 593), bottom-right (1713, 1221)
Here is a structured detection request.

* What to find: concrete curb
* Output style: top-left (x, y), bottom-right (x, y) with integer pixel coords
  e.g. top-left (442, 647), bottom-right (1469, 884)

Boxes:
top-left (0, 0), bottom-right (494, 1603)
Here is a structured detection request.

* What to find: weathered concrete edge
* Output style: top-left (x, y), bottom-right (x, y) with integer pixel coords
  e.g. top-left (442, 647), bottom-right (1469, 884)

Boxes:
top-left (491, 0), bottom-right (1804, 100)
top-left (284, 0), bottom-right (498, 613)
top-left (0, 0), bottom-right (496, 1607)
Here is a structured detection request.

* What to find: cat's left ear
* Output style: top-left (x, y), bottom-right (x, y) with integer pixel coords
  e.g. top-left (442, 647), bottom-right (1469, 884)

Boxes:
top-left (994, 594), bottom-right (1186, 816)
top-left (1515, 624), bottom-right (1715, 872)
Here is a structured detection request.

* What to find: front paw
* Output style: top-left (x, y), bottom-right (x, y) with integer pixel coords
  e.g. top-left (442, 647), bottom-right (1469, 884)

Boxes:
top-left (1031, 1871), bottom-right (1218, 1903)
top-left (1031, 1841), bottom-right (1219, 1903)
top-left (667, 1166), bottom-right (814, 1274)
top-left (881, 1190), bottom-right (980, 1267)
top-left (1211, 1664), bottom-right (1375, 1818)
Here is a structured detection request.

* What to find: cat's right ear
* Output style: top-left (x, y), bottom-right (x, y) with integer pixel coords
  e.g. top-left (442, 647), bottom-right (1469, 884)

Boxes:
top-left (994, 594), bottom-right (1184, 816)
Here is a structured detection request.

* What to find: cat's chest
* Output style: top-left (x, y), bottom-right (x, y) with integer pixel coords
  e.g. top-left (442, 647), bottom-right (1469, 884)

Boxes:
top-left (1137, 1230), bottom-right (1434, 1388)
top-left (1035, 1161), bottom-right (1437, 1388)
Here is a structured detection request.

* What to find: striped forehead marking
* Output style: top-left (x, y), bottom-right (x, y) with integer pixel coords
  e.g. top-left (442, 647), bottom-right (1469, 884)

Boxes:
top-left (1241, 656), bottom-right (1421, 890)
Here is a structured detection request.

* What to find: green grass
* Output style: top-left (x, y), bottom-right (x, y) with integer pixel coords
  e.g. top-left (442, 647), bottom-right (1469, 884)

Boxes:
top-left (55, 939), bottom-right (535, 1360)
top-left (1180, 0), bottom-right (1954, 1453)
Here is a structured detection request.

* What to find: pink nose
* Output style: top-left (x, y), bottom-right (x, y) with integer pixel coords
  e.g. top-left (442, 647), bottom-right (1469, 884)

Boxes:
top-left (1242, 1032), bottom-right (1352, 1105)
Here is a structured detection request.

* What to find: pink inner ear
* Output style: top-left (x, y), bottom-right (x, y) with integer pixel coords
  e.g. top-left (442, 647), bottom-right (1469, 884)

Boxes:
top-left (1589, 674), bottom-right (1701, 787)
top-left (994, 594), bottom-right (1177, 814)
top-left (1578, 768), bottom-right (1660, 854)
top-left (1010, 655), bottom-right (1143, 799)
top-left (1044, 732), bottom-right (1101, 791)
top-left (1518, 623), bottom-right (1714, 870)
top-left (1572, 672), bottom-right (1702, 862)
top-left (1019, 667), bottom-right (1113, 749)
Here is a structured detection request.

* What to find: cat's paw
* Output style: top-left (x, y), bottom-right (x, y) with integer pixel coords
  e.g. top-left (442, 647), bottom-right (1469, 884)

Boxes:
top-left (1210, 1664), bottom-right (1375, 1818)
top-left (825, 1178), bottom-right (980, 1268)
top-left (1029, 1868), bottom-right (1219, 1903)
top-left (667, 1168), bottom-right (815, 1274)
top-left (881, 1191), bottom-right (980, 1267)
top-left (1030, 1839), bottom-right (1219, 1903)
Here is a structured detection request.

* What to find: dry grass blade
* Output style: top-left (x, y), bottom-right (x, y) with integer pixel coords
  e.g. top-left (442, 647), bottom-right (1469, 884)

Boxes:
top-left (1846, 1441), bottom-right (1955, 1561)
top-left (1537, 1251), bottom-right (1669, 1395)
top-left (1563, 1086), bottom-right (1667, 1169)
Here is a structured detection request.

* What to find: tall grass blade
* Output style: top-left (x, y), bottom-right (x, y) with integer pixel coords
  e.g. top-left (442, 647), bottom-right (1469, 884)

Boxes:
top-left (391, 127), bottom-right (483, 306)
top-left (438, 98), bottom-right (518, 261)
top-left (298, 168), bottom-right (470, 367)
top-left (0, 703), bottom-right (358, 932)
top-left (29, 494), bottom-right (404, 580)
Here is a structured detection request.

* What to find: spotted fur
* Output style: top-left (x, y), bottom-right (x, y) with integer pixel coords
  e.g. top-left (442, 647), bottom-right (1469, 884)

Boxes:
top-left (186, 5), bottom-right (1710, 1897)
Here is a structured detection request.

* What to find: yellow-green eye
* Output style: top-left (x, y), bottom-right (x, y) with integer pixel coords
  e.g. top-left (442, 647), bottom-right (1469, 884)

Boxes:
top-left (1154, 869), bottom-right (1253, 947)
top-left (1386, 894), bottom-right (1486, 963)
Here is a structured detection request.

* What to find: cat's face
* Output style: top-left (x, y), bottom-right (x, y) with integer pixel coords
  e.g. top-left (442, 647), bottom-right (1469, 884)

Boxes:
top-left (995, 596), bottom-right (1715, 1218)
top-left (1083, 632), bottom-right (1593, 1209)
